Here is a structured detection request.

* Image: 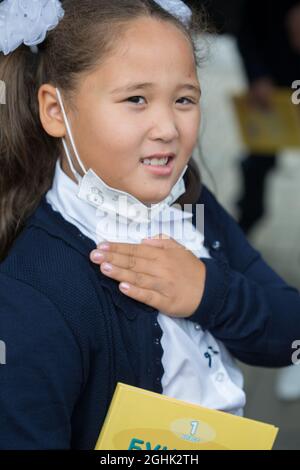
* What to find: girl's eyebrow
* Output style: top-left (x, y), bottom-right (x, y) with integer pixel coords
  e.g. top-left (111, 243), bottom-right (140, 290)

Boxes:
top-left (110, 82), bottom-right (201, 96)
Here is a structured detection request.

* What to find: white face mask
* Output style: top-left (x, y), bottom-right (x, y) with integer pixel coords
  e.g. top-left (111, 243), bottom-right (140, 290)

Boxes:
top-left (55, 87), bottom-right (189, 224)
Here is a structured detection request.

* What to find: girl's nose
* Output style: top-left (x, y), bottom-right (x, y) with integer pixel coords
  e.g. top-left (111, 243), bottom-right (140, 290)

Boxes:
top-left (149, 120), bottom-right (179, 142)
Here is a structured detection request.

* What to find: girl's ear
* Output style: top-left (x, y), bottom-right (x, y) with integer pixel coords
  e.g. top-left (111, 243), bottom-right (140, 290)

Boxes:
top-left (38, 84), bottom-right (67, 138)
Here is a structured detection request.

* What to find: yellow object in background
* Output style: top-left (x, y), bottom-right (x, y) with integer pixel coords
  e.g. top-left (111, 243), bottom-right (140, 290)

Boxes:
top-left (95, 383), bottom-right (278, 450)
top-left (232, 88), bottom-right (300, 154)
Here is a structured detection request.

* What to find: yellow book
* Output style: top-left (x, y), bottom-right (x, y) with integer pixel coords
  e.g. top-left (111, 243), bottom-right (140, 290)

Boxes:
top-left (232, 88), bottom-right (300, 153)
top-left (95, 383), bottom-right (278, 450)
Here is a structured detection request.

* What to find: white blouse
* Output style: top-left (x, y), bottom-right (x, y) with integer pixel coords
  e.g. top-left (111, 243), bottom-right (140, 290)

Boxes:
top-left (46, 159), bottom-right (246, 416)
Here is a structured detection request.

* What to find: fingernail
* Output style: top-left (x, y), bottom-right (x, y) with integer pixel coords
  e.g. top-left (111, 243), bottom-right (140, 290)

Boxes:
top-left (120, 282), bottom-right (130, 291)
top-left (98, 243), bottom-right (110, 251)
top-left (91, 251), bottom-right (104, 262)
top-left (102, 263), bottom-right (113, 272)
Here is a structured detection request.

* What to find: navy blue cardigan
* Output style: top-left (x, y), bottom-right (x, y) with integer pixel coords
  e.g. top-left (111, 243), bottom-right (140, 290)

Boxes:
top-left (0, 185), bottom-right (299, 449)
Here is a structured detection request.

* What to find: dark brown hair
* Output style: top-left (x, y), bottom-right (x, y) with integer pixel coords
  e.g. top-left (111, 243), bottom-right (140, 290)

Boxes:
top-left (0, 0), bottom-right (208, 260)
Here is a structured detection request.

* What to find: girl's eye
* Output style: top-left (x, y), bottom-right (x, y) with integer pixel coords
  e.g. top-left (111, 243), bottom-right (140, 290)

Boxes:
top-left (177, 97), bottom-right (197, 105)
top-left (126, 96), bottom-right (146, 105)
top-left (125, 96), bottom-right (197, 106)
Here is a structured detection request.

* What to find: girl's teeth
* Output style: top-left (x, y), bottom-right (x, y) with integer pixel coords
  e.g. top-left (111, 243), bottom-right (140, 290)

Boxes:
top-left (142, 157), bottom-right (169, 166)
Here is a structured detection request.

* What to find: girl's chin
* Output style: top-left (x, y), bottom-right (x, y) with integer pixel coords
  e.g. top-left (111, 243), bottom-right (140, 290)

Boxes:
top-left (135, 186), bottom-right (173, 206)
top-left (140, 195), bottom-right (171, 206)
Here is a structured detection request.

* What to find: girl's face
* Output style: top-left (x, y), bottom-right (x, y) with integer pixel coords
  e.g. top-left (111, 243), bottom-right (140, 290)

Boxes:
top-left (63, 17), bottom-right (201, 205)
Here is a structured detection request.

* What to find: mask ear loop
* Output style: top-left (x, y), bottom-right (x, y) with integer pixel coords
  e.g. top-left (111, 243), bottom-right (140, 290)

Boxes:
top-left (55, 87), bottom-right (87, 184)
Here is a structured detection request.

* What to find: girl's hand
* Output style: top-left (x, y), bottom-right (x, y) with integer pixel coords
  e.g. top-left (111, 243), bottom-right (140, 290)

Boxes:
top-left (89, 234), bottom-right (206, 318)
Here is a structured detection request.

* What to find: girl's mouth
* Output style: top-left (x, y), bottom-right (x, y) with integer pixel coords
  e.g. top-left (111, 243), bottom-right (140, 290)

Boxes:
top-left (140, 155), bottom-right (175, 176)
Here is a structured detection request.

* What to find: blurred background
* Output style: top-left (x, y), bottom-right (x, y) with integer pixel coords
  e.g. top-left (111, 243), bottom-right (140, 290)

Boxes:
top-left (186, 0), bottom-right (300, 449)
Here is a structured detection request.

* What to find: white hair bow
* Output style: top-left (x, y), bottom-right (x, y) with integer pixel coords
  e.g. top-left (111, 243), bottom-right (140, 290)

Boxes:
top-left (154, 0), bottom-right (192, 27)
top-left (0, 0), bottom-right (64, 55)
top-left (0, 0), bottom-right (191, 56)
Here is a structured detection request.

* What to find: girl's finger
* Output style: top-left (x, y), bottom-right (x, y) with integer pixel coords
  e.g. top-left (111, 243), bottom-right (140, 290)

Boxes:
top-left (119, 282), bottom-right (162, 310)
top-left (142, 235), bottom-right (185, 250)
top-left (100, 263), bottom-right (164, 293)
top-left (97, 240), bottom-right (161, 260)
top-left (90, 250), bottom-right (159, 276)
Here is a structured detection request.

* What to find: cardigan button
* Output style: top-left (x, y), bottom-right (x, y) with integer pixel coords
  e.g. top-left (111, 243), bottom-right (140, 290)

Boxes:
top-left (211, 240), bottom-right (221, 250)
top-left (155, 377), bottom-right (161, 383)
top-left (194, 323), bottom-right (201, 331)
top-left (154, 338), bottom-right (160, 345)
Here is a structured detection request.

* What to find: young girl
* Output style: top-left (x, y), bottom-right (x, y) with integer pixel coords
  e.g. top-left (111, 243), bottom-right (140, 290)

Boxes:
top-left (0, 0), bottom-right (299, 450)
